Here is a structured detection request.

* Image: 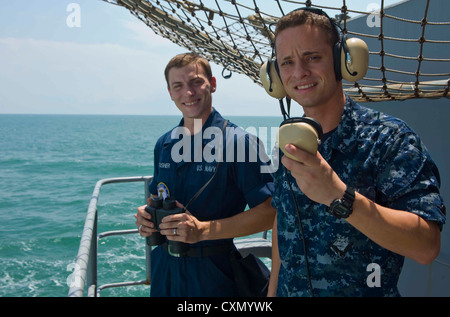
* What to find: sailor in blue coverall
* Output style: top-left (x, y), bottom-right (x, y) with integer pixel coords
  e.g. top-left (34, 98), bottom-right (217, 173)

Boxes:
top-left (135, 53), bottom-right (275, 297)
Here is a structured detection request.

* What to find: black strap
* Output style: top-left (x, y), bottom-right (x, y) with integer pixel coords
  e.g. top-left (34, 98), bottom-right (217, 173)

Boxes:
top-left (183, 119), bottom-right (229, 212)
top-left (162, 242), bottom-right (234, 257)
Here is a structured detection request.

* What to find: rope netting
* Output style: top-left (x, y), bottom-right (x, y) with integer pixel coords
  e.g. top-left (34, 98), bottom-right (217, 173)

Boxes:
top-left (103, 0), bottom-right (449, 102)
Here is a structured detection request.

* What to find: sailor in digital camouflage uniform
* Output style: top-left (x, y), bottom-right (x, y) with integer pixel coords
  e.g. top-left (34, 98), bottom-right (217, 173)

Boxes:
top-left (268, 9), bottom-right (446, 297)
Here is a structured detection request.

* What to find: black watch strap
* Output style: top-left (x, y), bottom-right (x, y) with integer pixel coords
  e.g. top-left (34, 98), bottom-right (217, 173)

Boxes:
top-left (327, 187), bottom-right (355, 219)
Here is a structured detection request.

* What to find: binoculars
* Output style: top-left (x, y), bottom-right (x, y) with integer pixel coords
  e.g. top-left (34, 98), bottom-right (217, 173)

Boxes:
top-left (145, 197), bottom-right (189, 257)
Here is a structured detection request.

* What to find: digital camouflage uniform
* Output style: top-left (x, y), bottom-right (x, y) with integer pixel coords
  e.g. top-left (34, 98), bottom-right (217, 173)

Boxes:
top-left (272, 96), bottom-right (446, 297)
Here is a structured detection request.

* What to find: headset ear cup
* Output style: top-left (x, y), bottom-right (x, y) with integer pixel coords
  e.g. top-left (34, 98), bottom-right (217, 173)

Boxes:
top-left (259, 60), bottom-right (287, 99)
top-left (333, 40), bottom-right (343, 81)
top-left (300, 117), bottom-right (323, 140)
top-left (341, 38), bottom-right (369, 82)
top-left (277, 117), bottom-right (323, 160)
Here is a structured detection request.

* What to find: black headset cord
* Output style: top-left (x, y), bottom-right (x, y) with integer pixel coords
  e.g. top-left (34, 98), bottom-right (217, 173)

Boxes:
top-left (284, 166), bottom-right (315, 297)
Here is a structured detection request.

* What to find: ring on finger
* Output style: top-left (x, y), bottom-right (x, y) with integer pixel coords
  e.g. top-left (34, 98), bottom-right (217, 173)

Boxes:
top-left (173, 228), bottom-right (177, 235)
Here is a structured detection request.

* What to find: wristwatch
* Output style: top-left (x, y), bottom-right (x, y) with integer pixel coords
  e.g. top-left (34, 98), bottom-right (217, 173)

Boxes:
top-left (327, 186), bottom-right (355, 219)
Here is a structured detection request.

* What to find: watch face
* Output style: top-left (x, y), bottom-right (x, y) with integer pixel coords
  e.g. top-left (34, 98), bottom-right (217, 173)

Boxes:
top-left (329, 199), bottom-right (351, 219)
top-left (334, 203), bottom-right (350, 218)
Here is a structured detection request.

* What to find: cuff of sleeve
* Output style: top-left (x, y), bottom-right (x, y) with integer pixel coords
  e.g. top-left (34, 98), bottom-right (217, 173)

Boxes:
top-left (245, 182), bottom-right (274, 208)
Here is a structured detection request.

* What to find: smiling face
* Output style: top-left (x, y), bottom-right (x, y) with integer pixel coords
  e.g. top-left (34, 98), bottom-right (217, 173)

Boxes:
top-left (275, 24), bottom-right (343, 112)
top-left (167, 62), bottom-right (216, 125)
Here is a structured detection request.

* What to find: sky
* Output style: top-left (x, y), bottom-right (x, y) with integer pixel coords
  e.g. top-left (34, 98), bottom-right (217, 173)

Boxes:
top-left (0, 0), bottom-right (401, 116)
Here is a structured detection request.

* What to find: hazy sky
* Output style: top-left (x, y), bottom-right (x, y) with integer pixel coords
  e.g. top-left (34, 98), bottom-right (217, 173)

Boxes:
top-left (0, 0), bottom-right (400, 116)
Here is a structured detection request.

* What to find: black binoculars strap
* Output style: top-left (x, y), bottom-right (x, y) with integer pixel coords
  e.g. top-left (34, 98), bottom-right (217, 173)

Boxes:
top-left (183, 120), bottom-right (229, 212)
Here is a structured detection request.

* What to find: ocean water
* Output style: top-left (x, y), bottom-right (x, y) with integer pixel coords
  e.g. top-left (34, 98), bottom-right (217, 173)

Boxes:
top-left (0, 114), bottom-right (281, 297)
